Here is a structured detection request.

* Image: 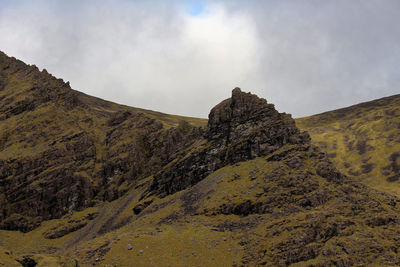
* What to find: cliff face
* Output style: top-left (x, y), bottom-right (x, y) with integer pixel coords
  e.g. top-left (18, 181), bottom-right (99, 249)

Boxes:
top-left (150, 88), bottom-right (310, 196)
top-left (0, 51), bottom-right (205, 231)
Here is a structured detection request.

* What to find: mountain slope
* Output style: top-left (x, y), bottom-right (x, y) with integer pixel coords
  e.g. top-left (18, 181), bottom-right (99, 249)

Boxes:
top-left (296, 94), bottom-right (400, 196)
top-left (1, 51), bottom-right (400, 266)
top-left (0, 51), bottom-right (206, 231)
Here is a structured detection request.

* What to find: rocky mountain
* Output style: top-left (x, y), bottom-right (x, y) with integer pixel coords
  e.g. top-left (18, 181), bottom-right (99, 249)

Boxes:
top-left (1, 51), bottom-right (400, 266)
top-left (149, 87), bottom-right (310, 197)
top-left (0, 51), bottom-right (206, 232)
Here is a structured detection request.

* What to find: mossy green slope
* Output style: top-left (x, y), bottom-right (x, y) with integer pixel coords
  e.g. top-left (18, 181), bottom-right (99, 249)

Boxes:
top-left (296, 94), bottom-right (400, 196)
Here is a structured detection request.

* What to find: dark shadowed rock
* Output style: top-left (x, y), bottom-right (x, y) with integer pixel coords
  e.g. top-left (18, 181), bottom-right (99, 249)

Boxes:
top-left (150, 88), bottom-right (311, 196)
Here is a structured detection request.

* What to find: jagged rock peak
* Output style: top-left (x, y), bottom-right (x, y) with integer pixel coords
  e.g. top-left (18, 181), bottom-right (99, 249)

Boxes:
top-left (206, 87), bottom-right (278, 140)
top-left (206, 87), bottom-right (309, 148)
top-left (150, 88), bottom-right (311, 196)
top-left (0, 50), bottom-right (81, 118)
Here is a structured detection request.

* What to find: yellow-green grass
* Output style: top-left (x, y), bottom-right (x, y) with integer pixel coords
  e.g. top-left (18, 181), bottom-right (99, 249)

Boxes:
top-left (296, 94), bottom-right (400, 196)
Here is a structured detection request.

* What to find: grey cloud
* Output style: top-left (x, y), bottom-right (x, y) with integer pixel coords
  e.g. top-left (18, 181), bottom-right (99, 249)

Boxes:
top-left (220, 0), bottom-right (400, 115)
top-left (0, 0), bottom-right (399, 118)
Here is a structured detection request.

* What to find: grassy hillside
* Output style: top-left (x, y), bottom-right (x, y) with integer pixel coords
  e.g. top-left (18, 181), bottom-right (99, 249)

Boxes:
top-left (1, 143), bottom-right (400, 266)
top-left (296, 94), bottom-right (400, 196)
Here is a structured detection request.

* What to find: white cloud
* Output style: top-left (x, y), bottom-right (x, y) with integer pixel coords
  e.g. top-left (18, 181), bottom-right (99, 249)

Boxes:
top-left (0, 0), bottom-right (399, 118)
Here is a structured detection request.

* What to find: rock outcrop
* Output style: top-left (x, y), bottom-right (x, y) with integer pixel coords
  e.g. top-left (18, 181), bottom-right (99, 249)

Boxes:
top-left (150, 88), bottom-right (311, 196)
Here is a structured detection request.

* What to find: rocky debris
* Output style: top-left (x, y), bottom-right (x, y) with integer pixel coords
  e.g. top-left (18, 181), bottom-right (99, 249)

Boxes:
top-left (150, 88), bottom-right (311, 196)
top-left (126, 244), bottom-right (133, 250)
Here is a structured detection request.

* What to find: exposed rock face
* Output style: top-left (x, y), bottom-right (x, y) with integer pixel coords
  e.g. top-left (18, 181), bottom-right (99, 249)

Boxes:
top-left (0, 130), bottom-right (96, 232)
top-left (150, 88), bottom-right (311, 196)
top-left (100, 115), bottom-right (203, 200)
top-left (207, 88), bottom-right (310, 156)
top-left (0, 51), bottom-right (204, 231)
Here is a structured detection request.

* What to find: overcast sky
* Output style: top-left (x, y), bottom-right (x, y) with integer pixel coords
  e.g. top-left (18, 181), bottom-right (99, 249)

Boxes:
top-left (0, 0), bottom-right (399, 118)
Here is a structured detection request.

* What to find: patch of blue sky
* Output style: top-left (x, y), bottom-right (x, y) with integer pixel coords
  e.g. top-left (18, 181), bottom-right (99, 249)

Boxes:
top-left (183, 0), bottom-right (207, 16)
